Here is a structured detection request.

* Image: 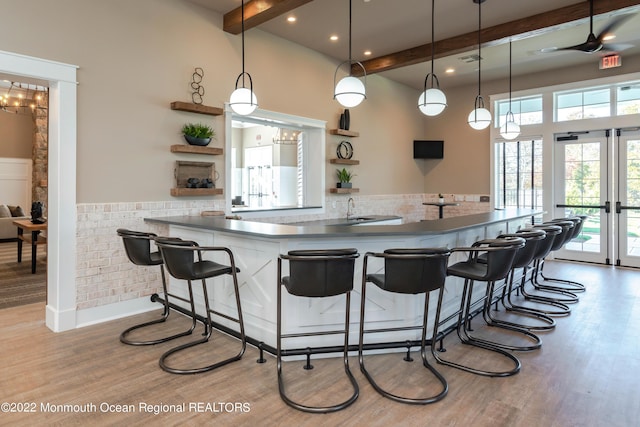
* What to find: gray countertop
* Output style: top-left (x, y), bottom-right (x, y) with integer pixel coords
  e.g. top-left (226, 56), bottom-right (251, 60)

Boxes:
top-left (287, 215), bottom-right (402, 226)
top-left (145, 209), bottom-right (541, 239)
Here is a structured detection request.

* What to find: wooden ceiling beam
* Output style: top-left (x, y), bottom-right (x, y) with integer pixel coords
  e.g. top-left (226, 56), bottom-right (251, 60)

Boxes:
top-left (223, 0), bottom-right (314, 34)
top-left (354, 0), bottom-right (640, 76)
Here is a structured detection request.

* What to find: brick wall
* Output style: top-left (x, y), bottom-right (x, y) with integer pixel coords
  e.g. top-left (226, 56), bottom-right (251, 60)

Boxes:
top-left (75, 193), bottom-right (490, 310)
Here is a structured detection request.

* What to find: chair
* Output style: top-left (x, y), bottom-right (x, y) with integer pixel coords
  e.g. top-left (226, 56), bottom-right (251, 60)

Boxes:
top-left (116, 229), bottom-right (196, 346)
top-left (529, 219), bottom-right (580, 303)
top-left (486, 229), bottom-right (557, 332)
top-left (277, 249), bottom-right (359, 413)
top-left (154, 237), bottom-right (246, 375)
top-left (538, 216), bottom-right (588, 292)
top-left (359, 248), bottom-right (450, 404)
top-left (432, 237), bottom-right (525, 377)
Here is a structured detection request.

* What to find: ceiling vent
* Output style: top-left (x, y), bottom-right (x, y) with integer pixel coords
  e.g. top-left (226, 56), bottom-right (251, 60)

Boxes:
top-left (458, 54), bottom-right (481, 63)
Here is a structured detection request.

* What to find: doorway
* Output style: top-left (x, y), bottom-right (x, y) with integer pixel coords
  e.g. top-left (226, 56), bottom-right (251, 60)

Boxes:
top-left (553, 128), bottom-right (640, 268)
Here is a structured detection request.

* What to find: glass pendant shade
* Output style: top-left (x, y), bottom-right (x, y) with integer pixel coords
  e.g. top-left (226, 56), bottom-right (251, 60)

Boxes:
top-left (229, 87), bottom-right (258, 115)
top-left (468, 107), bottom-right (492, 130)
top-left (500, 112), bottom-right (520, 139)
top-left (418, 88), bottom-right (447, 116)
top-left (334, 76), bottom-right (366, 108)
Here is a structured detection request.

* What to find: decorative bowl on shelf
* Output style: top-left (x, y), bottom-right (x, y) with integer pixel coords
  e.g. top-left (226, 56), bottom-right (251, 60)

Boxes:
top-left (184, 135), bottom-right (212, 146)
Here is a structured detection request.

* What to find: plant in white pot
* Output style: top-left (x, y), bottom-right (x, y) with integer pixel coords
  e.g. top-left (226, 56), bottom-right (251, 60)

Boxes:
top-left (336, 168), bottom-right (355, 189)
top-left (181, 123), bottom-right (216, 146)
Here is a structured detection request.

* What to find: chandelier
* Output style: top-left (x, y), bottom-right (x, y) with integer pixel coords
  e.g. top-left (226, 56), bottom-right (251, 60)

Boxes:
top-left (1, 81), bottom-right (48, 115)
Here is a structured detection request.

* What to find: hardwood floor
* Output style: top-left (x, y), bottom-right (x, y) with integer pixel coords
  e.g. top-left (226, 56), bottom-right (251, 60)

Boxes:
top-left (1, 261), bottom-right (639, 426)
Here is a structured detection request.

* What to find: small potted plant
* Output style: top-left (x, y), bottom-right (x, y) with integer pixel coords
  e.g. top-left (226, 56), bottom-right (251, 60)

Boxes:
top-left (336, 168), bottom-right (355, 189)
top-left (181, 123), bottom-right (215, 146)
top-left (438, 193), bottom-right (445, 203)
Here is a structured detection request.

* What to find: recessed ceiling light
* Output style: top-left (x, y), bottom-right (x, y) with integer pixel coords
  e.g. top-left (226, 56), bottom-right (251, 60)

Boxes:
top-left (287, 16), bottom-right (296, 23)
top-left (364, 50), bottom-right (372, 56)
top-left (330, 35), bottom-right (339, 41)
top-left (445, 68), bottom-right (455, 74)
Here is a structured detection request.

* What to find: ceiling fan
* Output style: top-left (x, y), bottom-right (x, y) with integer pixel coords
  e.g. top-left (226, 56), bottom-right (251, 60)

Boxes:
top-left (542, 0), bottom-right (634, 54)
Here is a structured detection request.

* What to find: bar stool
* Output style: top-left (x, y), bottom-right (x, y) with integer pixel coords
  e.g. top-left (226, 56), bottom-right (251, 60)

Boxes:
top-left (518, 224), bottom-right (573, 315)
top-left (530, 219), bottom-right (580, 303)
top-left (359, 248), bottom-right (450, 404)
top-left (432, 237), bottom-right (525, 377)
top-left (277, 249), bottom-right (359, 413)
top-left (538, 216), bottom-right (588, 292)
top-left (154, 237), bottom-right (246, 375)
top-left (486, 229), bottom-right (557, 333)
top-left (116, 229), bottom-right (196, 345)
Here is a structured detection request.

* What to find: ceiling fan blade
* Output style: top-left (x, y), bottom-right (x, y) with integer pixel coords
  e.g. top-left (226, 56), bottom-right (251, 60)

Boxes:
top-left (600, 43), bottom-right (634, 53)
top-left (596, 14), bottom-right (634, 42)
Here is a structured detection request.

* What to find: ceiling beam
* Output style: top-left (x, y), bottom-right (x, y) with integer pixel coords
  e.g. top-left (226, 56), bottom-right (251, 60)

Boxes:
top-left (354, 0), bottom-right (640, 76)
top-left (224, 0), bottom-right (314, 34)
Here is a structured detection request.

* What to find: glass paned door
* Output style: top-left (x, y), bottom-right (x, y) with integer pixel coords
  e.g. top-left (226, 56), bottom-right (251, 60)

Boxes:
top-left (554, 132), bottom-right (611, 264)
top-left (616, 129), bottom-right (640, 268)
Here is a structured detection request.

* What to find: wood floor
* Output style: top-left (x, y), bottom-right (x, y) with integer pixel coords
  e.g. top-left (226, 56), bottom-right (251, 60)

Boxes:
top-left (1, 261), bottom-right (639, 426)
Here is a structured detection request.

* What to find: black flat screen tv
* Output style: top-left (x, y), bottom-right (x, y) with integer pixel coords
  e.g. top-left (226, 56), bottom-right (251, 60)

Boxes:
top-left (413, 140), bottom-right (444, 159)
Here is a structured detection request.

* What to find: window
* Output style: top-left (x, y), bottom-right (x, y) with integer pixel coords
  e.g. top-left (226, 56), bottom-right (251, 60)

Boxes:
top-left (617, 84), bottom-right (640, 116)
top-left (495, 139), bottom-right (543, 211)
top-left (495, 95), bottom-right (542, 127)
top-left (555, 87), bottom-right (610, 121)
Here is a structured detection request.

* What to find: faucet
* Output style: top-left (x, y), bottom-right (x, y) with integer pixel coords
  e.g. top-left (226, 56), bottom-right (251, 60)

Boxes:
top-left (347, 197), bottom-right (355, 219)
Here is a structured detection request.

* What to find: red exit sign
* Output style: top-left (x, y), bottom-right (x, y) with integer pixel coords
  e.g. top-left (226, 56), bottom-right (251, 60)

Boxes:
top-left (600, 54), bottom-right (622, 70)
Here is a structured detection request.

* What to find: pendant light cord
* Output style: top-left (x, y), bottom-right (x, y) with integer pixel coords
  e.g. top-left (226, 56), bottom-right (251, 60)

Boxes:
top-left (508, 40), bottom-right (512, 111)
top-left (477, 0), bottom-right (482, 100)
top-left (241, 0), bottom-right (246, 85)
top-left (430, 0), bottom-right (435, 77)
top-left (348, 0), bottom-right (352, 68)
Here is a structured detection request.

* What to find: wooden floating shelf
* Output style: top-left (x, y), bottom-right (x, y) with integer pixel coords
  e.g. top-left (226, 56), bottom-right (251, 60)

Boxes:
top-left (330, 158), bottom-right (359, 165)
top-left (329, 129), bottom-right (359, 137)
top-left (171, 188), bottom-right (223, 197)
top-left (329, 188), bottom-right (360, 194)
top-left (170, 101), bottom-right (223, 116)
top-left (171, 145), bottom-right (223, 155)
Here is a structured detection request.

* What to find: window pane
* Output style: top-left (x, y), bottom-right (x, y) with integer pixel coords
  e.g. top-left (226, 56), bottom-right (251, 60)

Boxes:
top-left (584, 89), bottom-right (609, 105)
top-left (617, 85), bottom-right (640, 116)
top-left (557, 92), bottom-right (582, 109)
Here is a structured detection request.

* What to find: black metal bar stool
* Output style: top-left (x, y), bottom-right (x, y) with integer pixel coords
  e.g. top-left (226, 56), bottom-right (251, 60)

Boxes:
top-left (432, 237), bottom-right (525, 377)
top-left (485, 229), bottom-right (557, 333)
top-left (277, 249), bottom-right (359, 413)
top-left (530, 219), bottom-right (580, 303)
top-left (538, 216), bottom-right (588, 292)
top-left (116, 229), bottom-right (196, 345)
top-left (359, 248), bottom-right (450, 404)
top-left (154, 237), bottom-right (246, 375)
top-left (518, 224), bottom-right (573, 315)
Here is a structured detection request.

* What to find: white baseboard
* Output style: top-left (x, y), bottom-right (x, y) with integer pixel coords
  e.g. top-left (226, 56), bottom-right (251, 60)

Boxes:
top-left (75, 296), bottom-right (159, 329)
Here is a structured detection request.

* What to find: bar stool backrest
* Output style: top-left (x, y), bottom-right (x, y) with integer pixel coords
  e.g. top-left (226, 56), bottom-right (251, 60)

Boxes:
top-left (478, 238), bottom-right (525, 281)
top-left (381, 248), bottom-right (450, 294)
top-left (544, 220), bottom-right (575, 250)
top-left (155, 237), bottom-right (199, 280)
top-left (500, 229), bottom-right (546, 269)
top-left (117, 228), bottom-right (160, 266)
top-left (284, 249), bottom-right (358, 297)
top-left (531, 224), bottom-right (562, 260)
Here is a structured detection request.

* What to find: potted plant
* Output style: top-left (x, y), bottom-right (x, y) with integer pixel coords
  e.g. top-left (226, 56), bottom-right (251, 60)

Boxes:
top-left (438, 193), bottom-right (445, 203)
top-left (336, 168), bottom-right (355, 188)
top-left (181, 123), bottom-right (216, 146)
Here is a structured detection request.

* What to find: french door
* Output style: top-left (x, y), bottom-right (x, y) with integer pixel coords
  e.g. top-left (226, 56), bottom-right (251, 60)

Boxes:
top-left (616, 128), bottom-right (640, 267)
top-left (554, 128), bottom-right (640, 267)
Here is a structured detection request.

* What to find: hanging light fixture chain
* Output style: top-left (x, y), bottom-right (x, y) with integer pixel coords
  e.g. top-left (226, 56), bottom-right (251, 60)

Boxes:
top-left (241, 0), bottom-right (246, 86)
top-left (430, 0), bottom-right (435, 78)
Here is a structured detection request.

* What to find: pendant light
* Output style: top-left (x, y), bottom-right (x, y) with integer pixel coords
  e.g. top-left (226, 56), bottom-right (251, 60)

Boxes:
top-left (229, 0), bottom-right (258, 115)
top-left (468, 0), bottom-right (491, 130)
top-left (418, 0), bottom-right (447, 116)
top-left (334, 0), bottom-right (366, 108)
top-left (500, 40), bottom-right (520, 140)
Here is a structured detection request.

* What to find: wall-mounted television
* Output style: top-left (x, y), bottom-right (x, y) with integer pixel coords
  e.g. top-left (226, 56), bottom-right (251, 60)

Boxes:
top-left (413, 140), bottom-right (444, 159)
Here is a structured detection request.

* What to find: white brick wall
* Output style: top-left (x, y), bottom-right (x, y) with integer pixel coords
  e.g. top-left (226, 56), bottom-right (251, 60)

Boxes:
top-left (75, 194), bottom-right (490, 309)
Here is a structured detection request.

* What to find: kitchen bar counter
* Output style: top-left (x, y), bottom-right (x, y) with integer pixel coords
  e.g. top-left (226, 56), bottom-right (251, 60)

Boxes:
top-left (145, 209), bottom-right (538, 239)
top-left (144, 208), bottom-right (541, 354)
